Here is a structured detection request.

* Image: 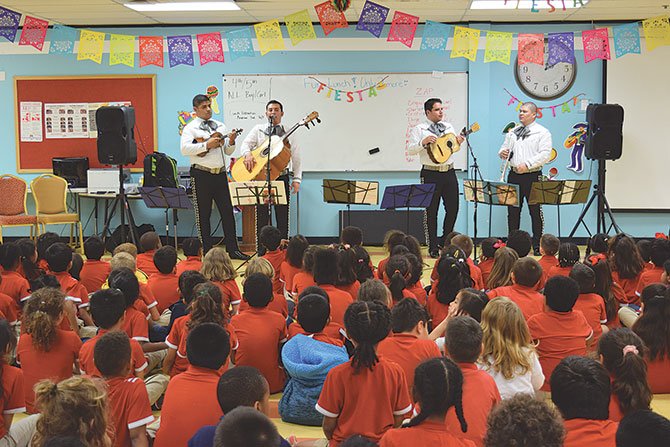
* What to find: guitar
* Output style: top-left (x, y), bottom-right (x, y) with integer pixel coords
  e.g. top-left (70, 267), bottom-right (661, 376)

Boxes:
top-left (193, 128), bottom-right (243, 157)
top-left (427, 122), bottom-right (480, 164)
top-left (231, 112), bottom-right (320, 182)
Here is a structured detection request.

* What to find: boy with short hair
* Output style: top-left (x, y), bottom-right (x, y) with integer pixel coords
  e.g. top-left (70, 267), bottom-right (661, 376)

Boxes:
top-left (231, 273), bottom-right (288, 393)
top-left (80, 236), bottom-right (110, 294)
top-left (259, 225), bottom-right (285, 294)
top-left (93, 331), bottom-right (154, 447)
top-left (616, 409), bottom-right (670, 447)
top-left (340, 226), bottom-right (363, 247)
top-left (550, 356), bottom-right (618, 447)
top-left (154, 323), bottom-right (231, 447)
top-left (136, 232), bottom-right (162, 277)
top-left (377, 298), bottom-right (441, 391)
top-left (445, 316), bottom-right (501, 447)
top-left (109, 253), bottom-right (160, 322)
top-left (528, 276), bottom-right (593, 391)
top-left (487, 257), bottom-right (545, 321)
top-left (213, 407), bottom-right (281, 447)
top-left (537, 233), bottom-right (560, 290)
top-left (147, 246), bottom-right (180, 315)
top-left (569, 263), bottom-right (607, 347)
top-left (635, 238), bottom-right (670, 297)
top-left (36, 231), bottom-right (60, 271)
top-left (46, 242), bottom-right (94, 326)
top-left (506, 229), bottom-right (532, 257)
top-left (176, 238), bottom-right (203, 276)
top-left (452, 234), bottom-right (484, 290)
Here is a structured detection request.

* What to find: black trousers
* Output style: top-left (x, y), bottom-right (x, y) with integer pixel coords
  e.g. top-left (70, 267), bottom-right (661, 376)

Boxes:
top-left (256, 174), bottom-right (290, 252)
top-left (190, 167), bottom-right (240, 254)
top-left (421, 168), bottom-right (459, 252)
top-left (507, 170), bottom-right (544, 247)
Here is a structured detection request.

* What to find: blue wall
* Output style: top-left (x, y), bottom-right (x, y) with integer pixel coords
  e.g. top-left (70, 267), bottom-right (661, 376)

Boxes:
top-left (1, 22), bottom-right (665, 241)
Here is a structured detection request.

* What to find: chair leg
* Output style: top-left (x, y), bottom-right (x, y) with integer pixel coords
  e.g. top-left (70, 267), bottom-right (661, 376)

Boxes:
top-left (78, 222), bottom-right (84, 254)
top-left (0, 226), bottom-right (3, 244)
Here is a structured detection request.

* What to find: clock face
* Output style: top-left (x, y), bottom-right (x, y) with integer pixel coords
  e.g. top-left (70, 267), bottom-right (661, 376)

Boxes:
top-left (515, 46), bottom-right (577, 101)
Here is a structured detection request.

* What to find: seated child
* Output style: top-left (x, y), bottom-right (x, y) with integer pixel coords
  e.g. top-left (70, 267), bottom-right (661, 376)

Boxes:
top-left (201, 247), bottom-right (241, 319)
top-left (403, 252), bottom-right (426, 304)
top-left (527, 276), bottom-right (592, 391)
top-left (0, 278), bottom-right (18, 326)
top-left (609, 233), bottom-right (645, 305)
top-left (153, 323), bottom-right (230, 447)
top-left (550, 356), bottom-right (618, 447)
top-left (167, 271), bottom-right (207, 332)
top-left (280, 294), bottom-right (349, 425)
top-left (444, 316), bottom-right (501, 446)
top-left (584, 233), bottom-right (609, 264)
top-left (109, 252), bottom-right (160, 323)
top-left (336, 244), bottom-right (362, 301)
top-left (379, 357), bottom-right (474, 447)
top-left (35, 232), bottom-right (60, 272)
top-left (213, 407), bottom-right (281, 447)
top-left (313, 248), bottom-right (353, 326)
top-left (547, 242), bottom-right (580, 279)
top-left (280, 235), bottom-right (309, 297)
top-left (385, 255), bottom-right (418, 306)
top-left (79, 236), bottom-right (110, 294)
top-left (427, 255), bottom-right (474, 327)
top-left (616, 409), bottom-right (670, 447)
top-left (340, 226), bottom-right (363, 247)
top-left (357, 279), bottom-right (391, 308)
top-left (46, 242), bottom-right (93, 327)
top-left (292, 246), bottom-right (317, 298)
top-left (316, 301), bottom-right (412, 445)
top-left (632, 285), bottom-right (670, 393)
top-left (288, 288), bottom-right (346, 342)
top-left (569, 263), bottom-right (608, 347)
top-left (537, 233), bottom-right (559, 289)
top-left (429, 288), bottom-right (489, 353)
top-left (176, 238), bottom-right (203, 276)
top-left (231, 273), bottom-right (288, 393)
top-left (238, 257), bottom-right (287, 317)
top-left (506, 230), bottom-right (532, 257)
top-left (377, 298), bottom-right (441, 392)
top-left (136, 232), bottom-right (161, 277)
top-left (0, 242), bottom-right (31, 307)
top-left (69, 253), bottom-right (84, 281)
top-left (351, 245), bottom-right (375, 284)
top-left (477, 237), bottom-right (499, 289)
top-left (259, 225), bottom-right (285, 294)
top-left (635, 238), bottom-right (670, 297)
top-left (16, 238), bottom-right (42, 281)
top-left (485, 247), bottom-right (518, 290)
top-left (147, 245), bottom-right (180, 315)
top-left (452, 234), bottom-right (484, 290)
top-left (378, 230), bottom-right (407, 282)
top-left (487, 257), bottom-right (545, 321)
top-left (93, 331), bottom-right (154, 447)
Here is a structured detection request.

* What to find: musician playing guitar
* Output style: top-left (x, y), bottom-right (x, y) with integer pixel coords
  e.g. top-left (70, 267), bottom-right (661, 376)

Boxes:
top-left (239, 100), bottom-right (302, 250)
top-left (408, 98), bottom-right (464, 258)
top-left (180, 94), bottom-right (250, 260)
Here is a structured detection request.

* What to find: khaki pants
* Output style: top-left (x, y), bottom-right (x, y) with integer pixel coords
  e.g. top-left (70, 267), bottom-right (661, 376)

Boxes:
top-left (619, 306), bottom-right (640, 328)
top-left (0, 414), bottom-right (39, 447)
top-left (157, 310), bottom-right (172, 327)
top-left (145, 373), bottom-right (169, 406)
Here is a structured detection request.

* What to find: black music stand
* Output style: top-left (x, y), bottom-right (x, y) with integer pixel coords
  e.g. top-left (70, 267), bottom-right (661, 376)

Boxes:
top-left (529, 180), bottom-right (591, 238)
top-left (323, 179), bottom-right (379, 227)
top-left (381, 184), bottom-right (435, 235)
top-left (138, 186), bottom-right (192, 247)
top-left (463, 179), bottom-right (520, 237)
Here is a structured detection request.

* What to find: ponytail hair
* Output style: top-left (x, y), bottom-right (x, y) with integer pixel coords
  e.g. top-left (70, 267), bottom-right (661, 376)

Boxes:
top-left (344, 301), bottom-right (391, 373)
top-left (351, 245), bottom-right (374, 283)
top-left (608, 233), bottom-right (645, 279)
top-left (22, 287), bottom-right (65, 352)
top-left (589, 257), bottom-right (618, 324)
top-left (598, 328), bottom-right (652, 416)
top-left (436, 256), bottom-right (473, 305)
top-left (187, 282), bottom-right (225, 329)
top-left (385, 255), bottom-right (411, 303)
top-left (406, 357), bottom-right (467, 433)
top-left (632, 286), bottom-right (670, 361)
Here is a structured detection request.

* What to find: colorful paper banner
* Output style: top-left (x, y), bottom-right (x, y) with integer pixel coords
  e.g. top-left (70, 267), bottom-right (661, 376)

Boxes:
top-left (285, 9), bottom-right (317, 46)
top-left (420, 20), bottom-right (451, 52)
top-left (518, 33), bottom-right (544, 65)
top-left (504, 88), bottom-right (585, 118)
top-left (197, 32), bottom-right (224, 65)
top-left (451, 26), bottom-right (480, 61)
top-left (309, 76), bottom-right (388, 102)
top-left (643, 15), bottom-right (670, 51)
top-left (0, 7), bottom-right (21, 42)
top-left (49, 25), bottom-right (77, 55)
top-left (77, 29), bottom-right (105, 64)
top-left (167, 35), bottom-right (194, 67)
top-left (484, 31), bottom-right (513, 64)
top-left (254, 20), bottom-right (285, 56)
top-left (109, 34), bottom-right (135, 67)
top-left (139, 36), bottom-right (164, 67)
top-left (547, 32), bottom-right (575, 66)
top-left (387, 11), bottom-right (419, 48)
top-left (613, 22), bottom-right (641, 58)
top-left (226, 27), bottom-right (255, 60)
top-left (19, 16), bottom-right (49, 51)
top-left (356, 1), bottom-right (389, 38)
top-left (582, 28), bottom-right (610, 63)
top-left (314, 1), bottom-right (348, 36)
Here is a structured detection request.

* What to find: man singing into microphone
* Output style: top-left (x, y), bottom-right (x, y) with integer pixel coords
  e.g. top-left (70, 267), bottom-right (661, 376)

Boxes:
top-left (239, 100), bottom-right (302, 251)
top-left (499, 102), bottom-right (552, 255)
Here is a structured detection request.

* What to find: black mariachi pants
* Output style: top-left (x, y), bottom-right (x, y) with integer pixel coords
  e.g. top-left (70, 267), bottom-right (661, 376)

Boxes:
top-left (507, 170), bottom-right (544, 247)
top-left (255, 173), bottom-right (290, 252)
top-left (421, 168), bottom-right (459, 252)
top-left (190, 167), bottom-right (240, 254)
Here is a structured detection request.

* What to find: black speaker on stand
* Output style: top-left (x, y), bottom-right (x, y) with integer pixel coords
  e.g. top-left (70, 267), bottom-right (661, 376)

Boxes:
top-left (569, 104), bottom-right (623, 239)
top-left (96, 106), bottom-right (139, 245)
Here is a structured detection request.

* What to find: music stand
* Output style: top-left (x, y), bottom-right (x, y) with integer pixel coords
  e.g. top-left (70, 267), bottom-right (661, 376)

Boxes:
top-left (381, 184), bottom-right (435, 235)
top-left (323, 179), bottom-right (379, 227)
top-left (528, 180), bottom-right (591, 238)
top-left (138, 186), bottom-right (192, 248)
top-left (463, 179), bottom-right (520, 237)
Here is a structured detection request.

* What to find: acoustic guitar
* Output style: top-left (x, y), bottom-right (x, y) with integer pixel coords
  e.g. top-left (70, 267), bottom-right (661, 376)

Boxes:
top-left (193, 129), bottom-right (243, 157)
top-left (231, 112), bottom-right (320, 182)
top-left (427, 122), bottom-right (480, 164)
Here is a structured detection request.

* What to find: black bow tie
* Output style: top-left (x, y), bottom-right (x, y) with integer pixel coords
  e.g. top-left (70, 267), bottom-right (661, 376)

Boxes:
top-left (513, 126), bottom-right (531, 140)
top-left (265, 125), bottom-right (285, 136)
top-left (428, 122), bottom-right (446, 136)
top-left (199, 120), bottom-right (218, 132)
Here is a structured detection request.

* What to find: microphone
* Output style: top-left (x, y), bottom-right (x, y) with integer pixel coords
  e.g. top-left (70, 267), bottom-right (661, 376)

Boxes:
top-left (268, 115), bottom-right (274, 125)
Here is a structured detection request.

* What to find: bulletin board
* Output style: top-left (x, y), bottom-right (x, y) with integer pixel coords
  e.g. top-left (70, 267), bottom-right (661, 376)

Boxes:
top-left (14, 75), bottom-right (157, 172)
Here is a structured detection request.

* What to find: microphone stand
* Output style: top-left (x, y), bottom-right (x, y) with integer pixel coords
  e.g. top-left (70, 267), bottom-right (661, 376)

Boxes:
top-left (464, 127), bottom-right (485, 261)
top-left (265, 115), bottom-right (275, 234)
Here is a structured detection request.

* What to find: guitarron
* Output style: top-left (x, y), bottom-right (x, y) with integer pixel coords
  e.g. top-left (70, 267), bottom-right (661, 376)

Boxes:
top-left (427, 122), bottom-right (480, 164)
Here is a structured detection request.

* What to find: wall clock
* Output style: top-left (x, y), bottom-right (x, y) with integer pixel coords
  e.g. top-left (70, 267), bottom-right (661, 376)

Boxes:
top-left (515, 41), bottom-right (577, 101)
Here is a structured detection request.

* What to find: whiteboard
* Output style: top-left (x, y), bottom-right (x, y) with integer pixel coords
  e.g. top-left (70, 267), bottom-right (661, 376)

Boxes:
top-left (606, 47), bottom-right (670, 210)
top-left (222, 73), bottom-right (468, 172)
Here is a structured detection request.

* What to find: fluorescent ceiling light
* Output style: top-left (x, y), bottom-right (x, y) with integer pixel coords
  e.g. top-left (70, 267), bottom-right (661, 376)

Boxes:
top-left (125, 1), bottom-right (240, 12)
top-left (471, 0), bottom-right (589, 9)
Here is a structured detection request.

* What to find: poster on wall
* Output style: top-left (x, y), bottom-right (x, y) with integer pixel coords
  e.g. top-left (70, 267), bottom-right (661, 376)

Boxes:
top-left (19, 101), bottom-right (43, 142)
top-left (87, 101), bottom-right (132, 138)
top-left (44, 103), bottom-right (89, 139)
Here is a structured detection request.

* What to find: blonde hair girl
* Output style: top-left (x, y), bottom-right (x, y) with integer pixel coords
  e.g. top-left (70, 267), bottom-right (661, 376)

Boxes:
top-left (201, 247), bottom-right (240, 317)
top-left (486, 247), bottom-right (519, 290)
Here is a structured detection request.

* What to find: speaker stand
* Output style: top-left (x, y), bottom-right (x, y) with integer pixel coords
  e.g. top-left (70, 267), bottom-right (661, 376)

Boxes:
top-left (101, 165), bottom-right (140, 246)
top-left (569, 159), bottom-right (622, 239)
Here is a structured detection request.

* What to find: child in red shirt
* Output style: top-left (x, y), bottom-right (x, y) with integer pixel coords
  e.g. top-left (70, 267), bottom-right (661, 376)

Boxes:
top-left (444, 316), bottom-right (502, 447)
top-left (609, 233), bottom-right (645, 305)
top-left (317, 301), bottom-right (412, 446)
top-left (239, 257), bottom-right (287, 318)
top-left (201, 246), bottom-right (241, 319)
top-left (292, 246), bottom-right (317, 298)
top-left (314, 248), bottom-right (354, 326)
top-left (281, 234), bottom-right (309, 296)
top-left (551, 356), bottom-right (618, 447)
top-left (154, 323), bottom-right (231, 447)
top-left (16, 238), bottom-right (43, 281)
top-left (485, 247), bottom-right (518, 290)
top-left (537, 233), bottom-right (560, 290)
top-left (175, 237), bottom-right (203, 276)
top-left (384, 255), bottom-right (419, 306)
top-left (597, 328), bottom-right (651, 422)
top-left (427, 255), bottom-right (474, 328)
top-left (46, 242), bottom-right (94, 327)
top-left (378, 230), bottom-right (407, 284)
top-left (147, 245), bottom-right (180, 314)
top-left (232, 273), bottom-right (288, 393)
top-left (35, 231), bottom-right (60, 275)
top-left (335, 244), bottom-right (361, 301)
top-left (378, 298), bottom-right (441, 392)
top-left (259, 225), bottom-right (286, 295)
top-left (17, 288), bottom-right (82, 413)
top-left (352, 245), bottom-right (375, 284)
top-left (80, 235), bottom-right (110, 294)
top-left (94, 331), bottom-right (154, 447)
top-left (0, 243), bottom-right (31, 309)
top-left (635, 238), bottom-right (670, 298)
top-left (477, 238), bottom-right (499, 289)
top-left (380, 357), bottom-right (475, 447)
top-left (488, 257), bottom-right (545, 321)
top-left (136, 231), bottom-right (161, 277)
top-left (570, 263), bottom-right (608, 348)
top-left (0, 319), bottom-right (32, 444)
top-left (288, 287), bottom-right (346, 344)
top-left (527, 276), bottom-right (593, 391)
top-left (547, 242), bottom-right (579, 279)
top-left (452, 235), bottom-right (484, 290)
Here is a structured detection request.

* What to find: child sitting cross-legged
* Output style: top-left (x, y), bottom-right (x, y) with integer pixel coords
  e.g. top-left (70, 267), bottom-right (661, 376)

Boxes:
top-left (288, 286), bottom-right (346, 342)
